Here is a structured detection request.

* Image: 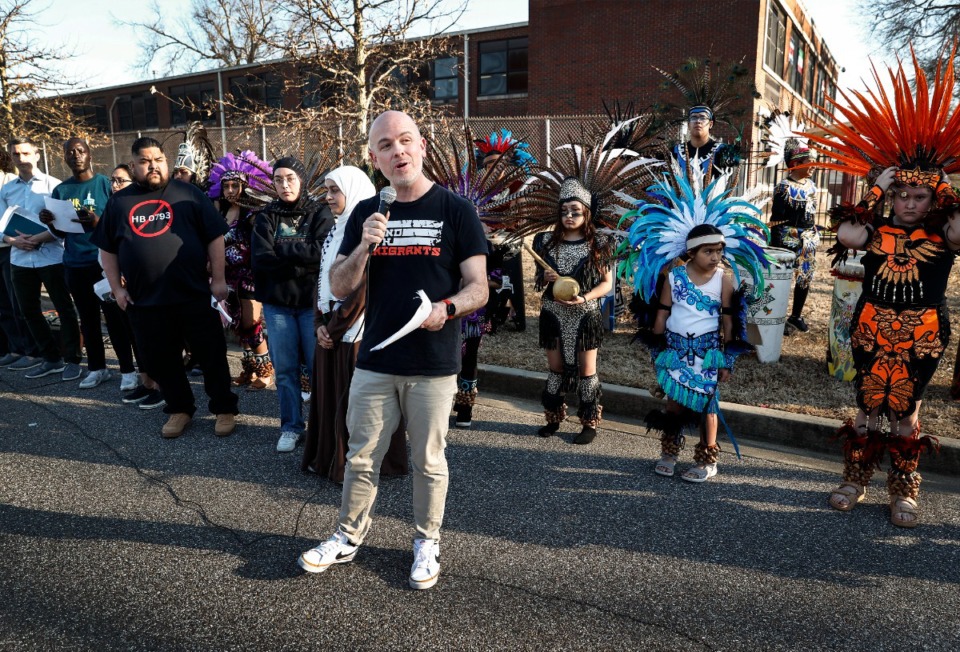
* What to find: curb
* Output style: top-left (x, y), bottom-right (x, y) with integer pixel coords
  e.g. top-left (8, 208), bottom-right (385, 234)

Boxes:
top-left (477, 363), bottom-right (960, 477)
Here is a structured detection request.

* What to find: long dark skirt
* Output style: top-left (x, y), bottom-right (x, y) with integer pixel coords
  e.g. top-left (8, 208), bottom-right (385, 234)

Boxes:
top-left (302, 341), bottom-right (409, 483)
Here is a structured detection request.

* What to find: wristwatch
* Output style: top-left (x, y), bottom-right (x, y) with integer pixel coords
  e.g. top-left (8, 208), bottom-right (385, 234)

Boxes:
top-left (442, 299), bottom-right (456, 319)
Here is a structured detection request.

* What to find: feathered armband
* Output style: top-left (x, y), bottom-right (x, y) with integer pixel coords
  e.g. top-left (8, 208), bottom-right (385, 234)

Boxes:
top-left (828, 202), bottom-right (875, 231)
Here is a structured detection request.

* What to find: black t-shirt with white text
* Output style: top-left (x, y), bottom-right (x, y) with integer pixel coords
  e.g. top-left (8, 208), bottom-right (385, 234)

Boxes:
top-left (91, 179), bottom-right (228, 306)
top-left (339, 184), bottom-right (487, 376)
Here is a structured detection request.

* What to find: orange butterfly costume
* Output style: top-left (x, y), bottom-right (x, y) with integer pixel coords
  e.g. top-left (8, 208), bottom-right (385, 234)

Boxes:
top-left (808, 46), bottom-right (960, 526)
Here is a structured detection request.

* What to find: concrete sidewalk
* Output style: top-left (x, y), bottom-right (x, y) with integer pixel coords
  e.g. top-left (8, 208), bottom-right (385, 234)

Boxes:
top-left (477, 364), bottom-right (960, 477)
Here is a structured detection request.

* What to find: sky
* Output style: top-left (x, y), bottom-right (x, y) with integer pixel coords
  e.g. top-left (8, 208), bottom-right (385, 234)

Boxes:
top-left (32, 0), bottom-right (882, 95)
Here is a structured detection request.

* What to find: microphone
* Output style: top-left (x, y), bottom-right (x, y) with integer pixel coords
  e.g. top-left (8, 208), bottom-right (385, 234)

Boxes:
top-left (369, 186), bottom-right (397, 253)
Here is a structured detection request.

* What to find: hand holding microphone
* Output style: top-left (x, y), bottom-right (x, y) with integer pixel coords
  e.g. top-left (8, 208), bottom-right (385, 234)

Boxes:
top-left (367, 186), bottom-right (397, 254)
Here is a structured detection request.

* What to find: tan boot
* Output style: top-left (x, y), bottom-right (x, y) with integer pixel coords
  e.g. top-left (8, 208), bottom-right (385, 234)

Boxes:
top-left (162, 413), bottom-right (192, 439)
top-left (215, 413), bottom-right (236, 437)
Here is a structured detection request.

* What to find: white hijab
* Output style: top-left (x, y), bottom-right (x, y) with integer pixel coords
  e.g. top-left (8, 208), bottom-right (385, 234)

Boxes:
top-left (318, 166), bottom-right (376, 313)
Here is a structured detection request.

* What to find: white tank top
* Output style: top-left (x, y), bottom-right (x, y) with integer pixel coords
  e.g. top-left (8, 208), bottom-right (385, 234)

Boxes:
top-left (665, 265), bottom-right (723, 338)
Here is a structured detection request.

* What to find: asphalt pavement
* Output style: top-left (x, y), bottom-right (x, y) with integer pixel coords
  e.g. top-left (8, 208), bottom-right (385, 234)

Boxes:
top-left (1, 352), bottom-right (958, 651)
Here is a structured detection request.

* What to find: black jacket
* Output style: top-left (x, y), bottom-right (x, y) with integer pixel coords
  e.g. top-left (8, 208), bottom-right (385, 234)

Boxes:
top-left (251, 195), bottom-right (333, 308)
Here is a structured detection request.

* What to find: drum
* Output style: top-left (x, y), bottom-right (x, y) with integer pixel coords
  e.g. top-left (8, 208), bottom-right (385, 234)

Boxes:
top-left (827, 252), bottom-right (865, 381)
top-left (738, 247), bottom-right (796, 363)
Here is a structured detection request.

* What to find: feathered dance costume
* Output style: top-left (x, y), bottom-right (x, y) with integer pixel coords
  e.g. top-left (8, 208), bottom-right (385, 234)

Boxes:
top-left (761, 110), bottom-right (820, 323)
top-left (651, 56), bottom-right (758, 187)
top-left (173, 122), bottom-right (215, 190)
top-left (806, 48), bottom-right (959, 522)
top-left (423, 124), bottom-right (534, 426)
top-left (208, 150), bottom-right (275, 387)
top-left (503, 123), bottom-right (660, 440)
top-left (625, 163), bottom-right (769, 463)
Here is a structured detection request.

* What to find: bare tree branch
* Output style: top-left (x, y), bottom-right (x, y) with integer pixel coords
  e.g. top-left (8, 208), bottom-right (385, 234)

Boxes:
top-left (116, 0), bottom-right (290, 75)
top-left (858, 0), bottom-right (960, 88)
top-left (0, 0), bottom-right (94, 144)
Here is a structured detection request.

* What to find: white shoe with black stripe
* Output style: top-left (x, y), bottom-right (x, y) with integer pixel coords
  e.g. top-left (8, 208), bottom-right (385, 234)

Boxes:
top-left (298, 531), bottom-right (358, 574)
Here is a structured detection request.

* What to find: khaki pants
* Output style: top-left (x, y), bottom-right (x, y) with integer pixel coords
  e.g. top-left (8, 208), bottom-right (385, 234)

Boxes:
top-left (339, 368), bottom-right (456, 543)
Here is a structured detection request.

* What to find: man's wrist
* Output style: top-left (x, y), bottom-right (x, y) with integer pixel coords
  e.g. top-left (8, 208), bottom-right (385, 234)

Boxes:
top-left (441, 298), bottom-right (456, 319)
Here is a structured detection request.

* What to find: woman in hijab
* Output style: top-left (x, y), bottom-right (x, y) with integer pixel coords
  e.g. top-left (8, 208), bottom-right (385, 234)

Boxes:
top-left (301, 166), bottom-right (409, 482)
top-left (251, 156), bottom-right (333, 453)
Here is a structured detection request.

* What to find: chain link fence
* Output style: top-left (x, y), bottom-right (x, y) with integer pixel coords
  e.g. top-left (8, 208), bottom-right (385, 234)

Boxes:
top-left (37, 116), bottom-right (859, 233)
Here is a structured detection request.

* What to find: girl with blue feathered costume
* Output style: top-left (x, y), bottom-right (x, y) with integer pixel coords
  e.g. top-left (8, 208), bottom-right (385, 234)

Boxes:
top-left (624, 164), bottom-right (769, 482)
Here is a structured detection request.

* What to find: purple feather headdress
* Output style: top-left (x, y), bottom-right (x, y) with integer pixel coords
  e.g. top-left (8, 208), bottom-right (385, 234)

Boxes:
top-left (208, 150), bottom-right (273, 200)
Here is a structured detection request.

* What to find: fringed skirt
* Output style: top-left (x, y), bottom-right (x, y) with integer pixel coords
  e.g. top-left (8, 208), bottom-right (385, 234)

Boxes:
top-left (539, 298), bottom-right (603, 390)
top-left (655, 329), bottom-right (724, 414)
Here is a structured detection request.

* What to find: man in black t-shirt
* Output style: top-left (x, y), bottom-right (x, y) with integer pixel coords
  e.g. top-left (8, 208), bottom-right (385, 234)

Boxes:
top-left (92, 137), bottom-right (238, 439)
top-left (297, 111), bottom-right (488, 590)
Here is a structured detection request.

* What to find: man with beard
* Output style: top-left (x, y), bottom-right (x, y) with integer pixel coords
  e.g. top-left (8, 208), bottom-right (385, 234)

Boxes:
top-left (0, 137), bottom-right (82, 381)
top-left (297, 110), bottom-right (489, 590)
top-left (92, 137), bottom-right (238, 439)
top-left (39, 138), bottom-right (139, 390)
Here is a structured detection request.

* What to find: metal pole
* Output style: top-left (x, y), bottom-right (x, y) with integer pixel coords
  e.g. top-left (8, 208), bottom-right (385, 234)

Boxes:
top-left (463, 33), bottom-right (470, 120)
top-left (261, 126), bottom-right (267, 161)
top-left (217, 70), bottom-right (227, 156)
top-left (545, 118), bottom-right (551, 168)
top-left (108, 97), bottom-right (120, 167)
top-left (41, 142), bottom-right (48, 174)
top-left (338, 121), bottom-right (344, 162)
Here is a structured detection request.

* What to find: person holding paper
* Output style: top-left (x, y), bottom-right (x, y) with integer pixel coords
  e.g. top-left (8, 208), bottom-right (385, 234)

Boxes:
top-left (0, 149), bottom-right (41, 371)
top-left (0, 137), bottom-right (82, 381)
top-left (38, 138), bottom-right (138, 391)
top-left (297, 111), bottom-right (488, 591)
top-left (91, 137), bottom-right (238, 439)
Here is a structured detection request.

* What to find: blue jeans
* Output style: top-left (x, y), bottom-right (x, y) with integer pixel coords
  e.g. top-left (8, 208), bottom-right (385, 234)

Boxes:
top-left (263, 304), bottom-right (315, 433)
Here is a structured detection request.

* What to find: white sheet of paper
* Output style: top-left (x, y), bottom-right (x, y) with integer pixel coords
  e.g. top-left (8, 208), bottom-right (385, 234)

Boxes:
top-left (211, 295), bottom-right (233, 325)
top-left (92, 277), bottom-right (113, 302)
top-left (370, 289), bottom-right (432, 351)
top-left (44, 197), bottom-right (84, 234)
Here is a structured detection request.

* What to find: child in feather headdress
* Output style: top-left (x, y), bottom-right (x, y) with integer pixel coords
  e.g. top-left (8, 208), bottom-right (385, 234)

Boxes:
top-left (806, 46), bottom-right (960, 528)
top-left (625, 166), bottom-right (768, 482)
top-left (648, 224), bottom-right (734, 482)
top-left (534, 178), bottom-right (614, 445)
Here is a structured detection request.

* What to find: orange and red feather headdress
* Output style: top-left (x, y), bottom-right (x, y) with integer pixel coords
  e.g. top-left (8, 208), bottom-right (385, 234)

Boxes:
top-left (805, 44), bottom-right (960, 189)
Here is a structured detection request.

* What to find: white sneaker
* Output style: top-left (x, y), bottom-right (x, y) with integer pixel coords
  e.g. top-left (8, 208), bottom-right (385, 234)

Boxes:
top-left (78, 368), bottom-right (111, 389)
top-left (120, 372), bottom-right (139, 392)
top-left (298, 531), bottom-right (358, 573)
top-left (409, 538), bottom-right (440, 590)
top-left (276, 431), bottom-right (301, 452)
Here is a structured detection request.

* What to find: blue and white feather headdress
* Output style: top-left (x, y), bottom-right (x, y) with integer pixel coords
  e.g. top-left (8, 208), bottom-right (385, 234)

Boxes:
top-left (623, 161), bottom-right (770, 302)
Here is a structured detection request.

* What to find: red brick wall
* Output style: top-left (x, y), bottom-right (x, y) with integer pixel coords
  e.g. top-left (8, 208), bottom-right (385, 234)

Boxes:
top-left (529, 0), bottom-right (762, 122)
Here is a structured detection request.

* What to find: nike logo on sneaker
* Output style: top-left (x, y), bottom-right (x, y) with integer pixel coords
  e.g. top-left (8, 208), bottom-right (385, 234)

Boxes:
top-left (336, 551), bottom-right (354, 560)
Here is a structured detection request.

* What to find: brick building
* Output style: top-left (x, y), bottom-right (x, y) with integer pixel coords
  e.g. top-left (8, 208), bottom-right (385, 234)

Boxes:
top-left (63, 0), bottom-right (837, 170)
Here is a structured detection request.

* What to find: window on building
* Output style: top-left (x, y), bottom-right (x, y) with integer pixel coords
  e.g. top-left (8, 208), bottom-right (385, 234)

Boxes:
top-left (764, 3), bottom-right (787, 77)
top-left (72, 97), bottom-right (109, 131)
top-left (300, 68), bottom-right (334, 109)
top-left (813, 63), bottom-right (830, 106)
top-left (804, 56), bottom-right (816, 104)
top-left (169, 81), bottom-right (218, 125)
top-left (432, 55), bottom-right (459, 102)
top-left (478, 37), bottom-right (528, 96)
top-left (229, 72), bottom-right (284, 112)
top-left (116, 92), bottom-right (158, 131)
top-left (789, 33), bottom-right (805, 92)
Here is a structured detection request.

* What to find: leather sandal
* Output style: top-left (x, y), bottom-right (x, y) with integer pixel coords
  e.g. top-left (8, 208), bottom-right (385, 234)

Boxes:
top-left (890, 496), bottom-right (920, 528)
top-left (828, 482), bottom-right (866, 512)
top-left (654, 455), bottom-right (677, 477)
